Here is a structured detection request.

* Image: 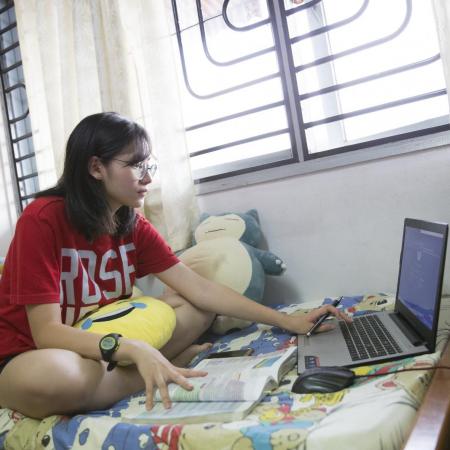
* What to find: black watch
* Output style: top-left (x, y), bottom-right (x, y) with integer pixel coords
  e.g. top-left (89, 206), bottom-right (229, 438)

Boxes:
top-left (99, 333), bottom-right (122, 371)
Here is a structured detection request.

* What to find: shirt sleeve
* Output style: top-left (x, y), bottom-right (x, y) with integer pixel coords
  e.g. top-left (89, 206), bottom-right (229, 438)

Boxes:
top-left (133, 215), bottom-right (180, 277)
top-left (5, 213), bottom-right (61, 305)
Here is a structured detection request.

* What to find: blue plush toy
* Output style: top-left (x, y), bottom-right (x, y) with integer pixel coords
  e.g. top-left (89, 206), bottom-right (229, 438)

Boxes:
top-left (177, 209), bottom-right (286, 334)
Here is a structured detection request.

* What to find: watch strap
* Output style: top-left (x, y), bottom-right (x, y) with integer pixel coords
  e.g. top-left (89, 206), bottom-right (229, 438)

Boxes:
top-left (106, 360), bottom-right (118, 372)
top-left (99, 333), bottom-right (122, 371)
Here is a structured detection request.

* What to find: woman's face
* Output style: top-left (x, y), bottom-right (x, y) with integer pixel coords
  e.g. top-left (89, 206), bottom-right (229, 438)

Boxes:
top-left (96, 145), bottom-right (155, 212)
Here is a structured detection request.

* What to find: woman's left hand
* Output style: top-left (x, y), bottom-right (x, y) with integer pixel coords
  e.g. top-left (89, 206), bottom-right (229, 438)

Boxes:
top-left (281, 304), bottom-right (352, 335)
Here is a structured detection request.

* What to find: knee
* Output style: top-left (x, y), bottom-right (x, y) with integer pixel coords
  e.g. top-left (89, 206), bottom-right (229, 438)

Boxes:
top-left (22, 373), bottom-right (92, 413)
top-left (163, 294), bottom-right (216, 329)
top-left (21, 358), bottom-right (101, 415)
top-left (191, 305), bottom-right (216, 330)
top-left (178, 297), bottom-right (215, 328)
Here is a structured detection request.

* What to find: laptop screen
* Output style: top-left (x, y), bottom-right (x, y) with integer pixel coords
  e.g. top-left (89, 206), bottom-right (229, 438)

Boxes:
top-left (397, 225), bottom-right (446, 329)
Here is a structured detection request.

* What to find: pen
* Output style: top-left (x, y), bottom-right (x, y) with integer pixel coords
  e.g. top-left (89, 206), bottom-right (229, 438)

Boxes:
top-left (306, 296), bottom-right (343, 337)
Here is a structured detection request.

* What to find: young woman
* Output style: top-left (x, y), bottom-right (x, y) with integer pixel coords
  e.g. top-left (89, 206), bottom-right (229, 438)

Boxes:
top-left (0, 112), bottom-right (350, 419)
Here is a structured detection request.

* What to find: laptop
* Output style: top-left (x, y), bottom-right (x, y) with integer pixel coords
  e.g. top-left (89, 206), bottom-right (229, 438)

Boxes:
top-left (297, 218), bottom-right (448, 373)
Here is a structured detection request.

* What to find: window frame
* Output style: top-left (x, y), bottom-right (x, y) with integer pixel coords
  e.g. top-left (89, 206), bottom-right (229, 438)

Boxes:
top-left (0, 0), bottom-right (38, 212)
top-left (169, 0), bottom-right (450, 195)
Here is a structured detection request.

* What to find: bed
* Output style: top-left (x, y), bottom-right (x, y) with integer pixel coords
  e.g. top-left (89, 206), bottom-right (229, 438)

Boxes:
top-left (0, 293), bottom-right (449, 450)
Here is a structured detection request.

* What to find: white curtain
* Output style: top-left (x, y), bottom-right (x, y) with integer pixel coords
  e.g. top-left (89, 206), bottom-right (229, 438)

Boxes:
top-left (433, 0), bottom-right (450, 110)
top-left (15, 0), bottom-right (198, 251)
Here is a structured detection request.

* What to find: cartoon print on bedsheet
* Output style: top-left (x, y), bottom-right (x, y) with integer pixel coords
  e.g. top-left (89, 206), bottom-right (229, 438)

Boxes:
top-left (4, 293), bottom-right (442, 450)
top-left (171, 388), bottom-right (348, 450)
top-left (1, 412), bottom-right (57, 450)
top-left (41, 414), bottom-right (157, 450)
top-left (31, 296), bottom-right (393, 450)
top-left (0, 410), bottom-right (22, 448)
top-left (194, 294), bottom-right (392, 363)
top-left (191, 323), bottom-right (297, 366)
top-left (0, 297), bottom-right (349, 449)
top-left (243, 389), bottom-right (348, 450)
top-left (31, 393), bottom-right (157, 450)
top-left (353, 354), bottom-right (437, 403)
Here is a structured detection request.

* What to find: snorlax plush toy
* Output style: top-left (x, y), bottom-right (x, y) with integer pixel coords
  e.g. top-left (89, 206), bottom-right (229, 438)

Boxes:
top-left (175, 209), bottom-right (286, 334)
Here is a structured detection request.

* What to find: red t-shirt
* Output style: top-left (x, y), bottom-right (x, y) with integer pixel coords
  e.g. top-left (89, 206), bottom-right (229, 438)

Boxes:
top-left (0, 196), bottom-right (179, 359)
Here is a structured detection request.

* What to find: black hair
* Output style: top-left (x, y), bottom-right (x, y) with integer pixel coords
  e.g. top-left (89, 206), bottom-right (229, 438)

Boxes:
top-left (35, 112), bottom-right (151, 241)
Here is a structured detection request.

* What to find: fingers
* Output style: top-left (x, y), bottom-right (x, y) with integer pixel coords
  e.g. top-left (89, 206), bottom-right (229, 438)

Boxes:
top-left (177, 367), bottom-right (208, 378)
top-left (153, 373), bottom-right (172, 410)
top-left (313, 305), bottom-right (352, 322)
top-left (308, 305), bottom-right (334, 321)
top-left (145, 381), bottom-right (155, 411)
top-left (334, 306), bottom-right (352, 322)
top-left (144, 366), bottom-right (200, 410)
top-left (326, 305), bottom-right (351, 322)
top-left (317, 323), bottom-right (335, 333)
top-left (170, 370), bottom-right (194, 391)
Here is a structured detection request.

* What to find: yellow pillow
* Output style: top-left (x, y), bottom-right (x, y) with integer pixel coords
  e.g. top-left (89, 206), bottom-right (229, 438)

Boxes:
top-left (74, 296), bottom-right (176, 350)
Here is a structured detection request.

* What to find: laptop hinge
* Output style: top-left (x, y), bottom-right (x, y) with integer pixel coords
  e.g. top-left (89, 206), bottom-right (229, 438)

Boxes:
top-left (390, 313), bottom-right (424, 347)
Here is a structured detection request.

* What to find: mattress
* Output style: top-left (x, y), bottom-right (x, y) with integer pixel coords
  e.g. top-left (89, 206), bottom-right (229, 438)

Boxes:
top-left (0, 293), bottom-right (449, 450)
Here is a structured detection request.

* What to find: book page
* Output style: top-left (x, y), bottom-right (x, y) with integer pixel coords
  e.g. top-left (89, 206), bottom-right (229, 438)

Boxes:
top-left (155, 347), bottom-right (296, 402)
top-left (196, 347), bottom-right (296, 382)
top-left (158, 368), bottom-right (269, 402)
top-left (123, 400), bottom-right (256, 425)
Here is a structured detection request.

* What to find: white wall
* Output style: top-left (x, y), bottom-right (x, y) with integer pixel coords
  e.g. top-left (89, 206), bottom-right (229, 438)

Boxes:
top-left (197, 145), bottom-right (450, 305)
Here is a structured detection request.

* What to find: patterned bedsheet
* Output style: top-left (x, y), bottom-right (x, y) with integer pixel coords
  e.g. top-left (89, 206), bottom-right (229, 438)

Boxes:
top-left (1, 293), bottom-right (449, 450)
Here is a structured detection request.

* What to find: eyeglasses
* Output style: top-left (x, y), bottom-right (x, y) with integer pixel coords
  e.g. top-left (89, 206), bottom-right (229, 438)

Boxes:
top-left (112, 158), bottom-right (158, 180)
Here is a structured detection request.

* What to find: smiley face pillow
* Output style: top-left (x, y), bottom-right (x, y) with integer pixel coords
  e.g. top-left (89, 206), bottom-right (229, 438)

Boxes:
top-left (74, 296), bottom-right (176, 352)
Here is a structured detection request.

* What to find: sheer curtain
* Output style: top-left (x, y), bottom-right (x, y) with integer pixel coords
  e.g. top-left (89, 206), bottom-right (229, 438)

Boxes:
top-left (14, 0), bottom-right (198, 251)
top-left (434, 0), bottom-right (450, 110)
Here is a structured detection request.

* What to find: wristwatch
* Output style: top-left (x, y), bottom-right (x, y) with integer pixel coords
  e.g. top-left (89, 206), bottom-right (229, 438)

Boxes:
top-left (99, 333), bottom-right (122, 371)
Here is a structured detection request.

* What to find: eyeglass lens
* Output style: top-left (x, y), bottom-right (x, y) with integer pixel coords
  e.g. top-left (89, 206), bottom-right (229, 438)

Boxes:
top-left (137, 161), bottom-right (157, 179)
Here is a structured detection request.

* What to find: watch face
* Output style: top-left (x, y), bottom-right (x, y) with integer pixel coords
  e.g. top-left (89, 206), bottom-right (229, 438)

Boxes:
top-left (101, 336), bottom-right (116, 350)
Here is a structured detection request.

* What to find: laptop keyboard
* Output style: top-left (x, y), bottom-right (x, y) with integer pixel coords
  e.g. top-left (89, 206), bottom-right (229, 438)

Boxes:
top-left (339, 315), bottom-right (403, 361)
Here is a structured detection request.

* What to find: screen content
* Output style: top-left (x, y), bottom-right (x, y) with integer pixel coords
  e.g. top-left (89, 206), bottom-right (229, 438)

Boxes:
top-left (398, 226), bottom-right (444, 329)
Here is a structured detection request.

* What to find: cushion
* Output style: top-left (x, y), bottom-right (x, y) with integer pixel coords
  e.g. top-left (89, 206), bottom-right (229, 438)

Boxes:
top-left (173, 210), bottom-right (286, 335)
top-left (74, 296), bottom-right (176, 350)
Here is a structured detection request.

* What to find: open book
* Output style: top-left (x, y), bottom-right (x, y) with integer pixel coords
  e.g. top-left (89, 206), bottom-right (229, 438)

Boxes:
top-left (121, 346), bottom-right (296, 424)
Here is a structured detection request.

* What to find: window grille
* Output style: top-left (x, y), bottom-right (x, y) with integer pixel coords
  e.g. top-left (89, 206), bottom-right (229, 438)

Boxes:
top-left (168, 0), bottom-right (450, 184)
top-left (0, 0), bottom-right (37, 212)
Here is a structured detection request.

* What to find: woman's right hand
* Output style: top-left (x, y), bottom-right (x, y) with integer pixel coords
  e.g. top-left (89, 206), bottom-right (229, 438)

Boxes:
top-left (25, 304), bottom-right (205, 411)
top-left (130, 342), bottom-right (207, 410)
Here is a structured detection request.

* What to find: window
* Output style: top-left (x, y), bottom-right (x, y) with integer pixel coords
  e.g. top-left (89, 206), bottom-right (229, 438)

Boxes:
top-left (0, 0), bottom-right (37, 211)
top-left (168, 0), bottom-right (450, 186)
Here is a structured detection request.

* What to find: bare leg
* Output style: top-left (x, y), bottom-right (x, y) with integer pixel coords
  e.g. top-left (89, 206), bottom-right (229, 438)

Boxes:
top-left (169, 343), bottom-right (211, 368)
top-left (159, 291), bottom-right (215, 364)
top-left (0, 349), bottom-right (144, 419)
top-left (0, 296), bottom-right (216, 418)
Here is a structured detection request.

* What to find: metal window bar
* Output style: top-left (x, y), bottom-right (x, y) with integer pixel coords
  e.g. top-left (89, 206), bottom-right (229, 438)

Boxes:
top-left (299, 54), bottom-right (441, 101)
top-left (215, 0), bottom-right (367, 64)
top-left (286, 0), bottom-right (450, 159)
top-left (0, 0), bottom-right (38, 212)
top-left (172, 0), bottom-right (298, 182)
top-left (190, 128), bottom-right (289, 158)
top-left (186, 100), bottom-right (285, 131)
top-left (221, 0), bottom-right (323, 31)
top-left (172, 0), bottom-right (281, 100)
top-left (196, 0), bottom-right (273, 66)
top-left (171, 0), bottom-right (449, 182)
top-left (292, 1), bottom-right (412, 73)
top-left (289, 0), bottom-right (369, 46)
